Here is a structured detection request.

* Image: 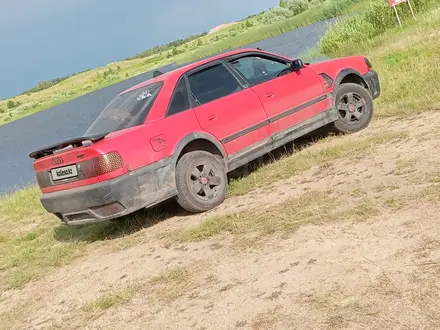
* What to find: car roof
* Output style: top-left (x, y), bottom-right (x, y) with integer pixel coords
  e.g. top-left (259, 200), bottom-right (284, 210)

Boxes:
top-left (119, 48), bottom-right (262, 95)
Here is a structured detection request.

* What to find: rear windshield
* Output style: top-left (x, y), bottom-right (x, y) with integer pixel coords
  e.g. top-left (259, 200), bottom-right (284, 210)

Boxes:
top-left (84, 82), bottom-right (163, 136)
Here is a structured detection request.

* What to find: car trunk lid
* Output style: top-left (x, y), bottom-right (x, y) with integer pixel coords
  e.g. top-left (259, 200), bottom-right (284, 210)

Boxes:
top-left (29, 133), bottom-right (108, 160)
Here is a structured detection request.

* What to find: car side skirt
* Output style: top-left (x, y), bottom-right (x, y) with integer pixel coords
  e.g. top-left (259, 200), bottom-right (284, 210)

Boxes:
top-left (225, 106), bottom-right (338, 172)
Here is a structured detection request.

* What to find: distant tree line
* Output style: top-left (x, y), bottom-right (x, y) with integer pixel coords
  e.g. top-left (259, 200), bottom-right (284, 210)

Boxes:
top-left (21, 68), bottom-right (92, 95)
top-left (264, 0), bottom-right (325, 23)
top-left (238, 11), bottom-right (265, 22)
top-left (126, 31), bottom-right (209, 60)
top-left (23, 77), bottom-right (69, 94)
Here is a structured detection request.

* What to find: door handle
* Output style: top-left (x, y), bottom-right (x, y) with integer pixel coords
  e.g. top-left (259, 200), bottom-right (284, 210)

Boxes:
top-left (208, 115), bottom-right (217, 121)
top-left (265, 92), bottom-right (275, 98)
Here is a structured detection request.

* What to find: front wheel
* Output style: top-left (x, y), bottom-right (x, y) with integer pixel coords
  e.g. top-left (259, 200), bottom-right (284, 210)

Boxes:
top-left (175, 151), bottom-right (228, 213)
top-left (331, 83), bottom-right (374, 134)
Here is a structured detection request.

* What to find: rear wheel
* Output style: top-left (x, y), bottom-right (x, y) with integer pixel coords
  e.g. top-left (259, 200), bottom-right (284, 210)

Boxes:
top-left (175, 151), bottom-right (227, 213)
top-left (332, 83), bottom-right (373, 133)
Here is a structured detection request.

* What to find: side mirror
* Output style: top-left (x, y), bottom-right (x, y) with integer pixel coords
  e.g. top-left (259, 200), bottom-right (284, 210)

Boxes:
top-left (291, 59), bottom-right (304, 71)
top-left (153, 70), bottom-right (163, 78)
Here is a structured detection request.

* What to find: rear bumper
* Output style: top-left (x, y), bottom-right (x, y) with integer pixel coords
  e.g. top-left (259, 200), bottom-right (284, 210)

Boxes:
top-left (41, 157), bottom-right (176, 225)
top-left (362, 70), bottom-right (380, 99)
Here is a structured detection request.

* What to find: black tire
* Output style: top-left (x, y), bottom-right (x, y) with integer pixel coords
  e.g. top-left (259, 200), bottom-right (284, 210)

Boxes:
top-left (175, 150), bottom-right (227, 213)
top-left (332, 83), bottom-right (373, 133)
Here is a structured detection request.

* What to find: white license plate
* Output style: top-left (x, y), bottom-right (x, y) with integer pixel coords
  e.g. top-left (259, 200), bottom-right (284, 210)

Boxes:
top-left (51, 165), bottom-right (78, 181)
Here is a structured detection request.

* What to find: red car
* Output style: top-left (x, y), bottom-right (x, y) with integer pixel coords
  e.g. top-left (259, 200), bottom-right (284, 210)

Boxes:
top-left (30, 48), bottom-right (380, 225)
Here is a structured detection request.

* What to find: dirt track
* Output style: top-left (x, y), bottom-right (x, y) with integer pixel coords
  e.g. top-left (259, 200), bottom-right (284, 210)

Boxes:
top-left (3, 112), bottom-right (440, 330)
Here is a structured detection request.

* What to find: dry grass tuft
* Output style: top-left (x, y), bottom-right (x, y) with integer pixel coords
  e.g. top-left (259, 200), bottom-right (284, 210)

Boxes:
top-left (229, 131), bottom-right (407, 197)
top-left (83, 289), bottom-right (136, 313)
top-left (148, 266), bottom-right (195, 303)
top-left (178, 190), bottom-right (337, 242)
top-left (50, 265), bottom-right (198, 329)
top-left (251, 308), bottom-right (282, 330)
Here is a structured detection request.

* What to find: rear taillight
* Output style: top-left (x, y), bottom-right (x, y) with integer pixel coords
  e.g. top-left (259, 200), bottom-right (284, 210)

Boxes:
top-left (80, 151), bottom-right (124, 178)
top-left (92, 151), bottom-right (124, 176)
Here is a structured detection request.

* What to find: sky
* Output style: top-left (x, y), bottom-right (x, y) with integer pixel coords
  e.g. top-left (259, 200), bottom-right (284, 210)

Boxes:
top-left (0, 0), bottom-right (278, 99)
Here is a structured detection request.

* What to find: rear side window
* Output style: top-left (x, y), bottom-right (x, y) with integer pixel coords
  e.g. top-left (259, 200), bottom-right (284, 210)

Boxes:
top-left (188, 63), bottom-right (242, 105)
top-left (167, 77), bottom-right (190, 116)
top-left (85, 82), bottom-right (163, 135)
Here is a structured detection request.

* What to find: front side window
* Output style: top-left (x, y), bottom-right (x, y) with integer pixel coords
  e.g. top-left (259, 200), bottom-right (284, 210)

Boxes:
top-left (230, 56), bottom-right (292, 85)
top-left (85, 82), bottom-right (163, 135)
top-left (188, 63), bottom-right (242, 105)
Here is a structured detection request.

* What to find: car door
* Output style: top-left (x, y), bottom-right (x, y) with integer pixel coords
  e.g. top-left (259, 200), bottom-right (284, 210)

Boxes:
top-left (187, 61), bottom-right (270, 156)
top-left (227, 53), bottom-right (327, 138)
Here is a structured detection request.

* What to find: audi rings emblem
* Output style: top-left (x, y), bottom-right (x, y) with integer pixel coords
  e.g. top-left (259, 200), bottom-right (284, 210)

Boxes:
top-left (52, 157), bottom-right (64, 165)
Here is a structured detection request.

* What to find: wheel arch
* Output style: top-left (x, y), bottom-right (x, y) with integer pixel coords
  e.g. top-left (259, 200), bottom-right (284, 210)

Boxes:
top-left (173, 132), bottom-right (226, 165)
top-left (334, 69), bottom-right (369, 92)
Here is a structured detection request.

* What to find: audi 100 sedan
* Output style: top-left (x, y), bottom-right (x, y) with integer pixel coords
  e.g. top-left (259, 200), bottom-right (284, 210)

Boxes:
top-left (30, 48), bottom-right (380, 225)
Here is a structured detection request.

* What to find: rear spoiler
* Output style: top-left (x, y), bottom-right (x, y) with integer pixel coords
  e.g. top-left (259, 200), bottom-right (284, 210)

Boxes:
top-left (29, 133), bottom-right (108, 159)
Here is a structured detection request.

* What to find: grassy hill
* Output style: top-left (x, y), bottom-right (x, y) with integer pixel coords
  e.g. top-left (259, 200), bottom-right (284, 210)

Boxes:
top-left (0, 0), bottom-right (362, 126)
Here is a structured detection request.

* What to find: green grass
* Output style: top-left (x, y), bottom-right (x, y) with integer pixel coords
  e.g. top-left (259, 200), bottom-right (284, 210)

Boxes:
top-left (49, 266), bottom-right (195, 329)
top-left (179, 190), bottom-right (337, 242)
top-left (83, 289), bottom-right (136, 312)
top-left (41, 265), bottom-right (196, 330)
top-left (148, 266), bottom-right (195, 303)
top-left (372, 30), bottom-right (440, 118)
top-left (317, 1), bottom-right (440, 118)
top-left (176, 179), bottom-right (440, 243)
top-left (0, 186), bottom-right (45, 221)
top-left (174, 190), bottom-right (390, 244)
top-left (0, 187), bottom-right (85, 289)
top-left (228, 131), bottom-right (407, 197)
top-left (177, 192), bottom-right (381, 243)
top-left (84, 266), bottom-right (193, 309)
top-left (0, 184), bottom-right (184, 290)
top-left (0, 186), bottom-right (124, 290)
top-left (318, 0), bottom-right (437, 55)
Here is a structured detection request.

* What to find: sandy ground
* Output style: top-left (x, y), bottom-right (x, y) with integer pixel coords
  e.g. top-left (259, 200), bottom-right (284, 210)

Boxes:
top-left (3, 112), bottom-right (440, 330)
